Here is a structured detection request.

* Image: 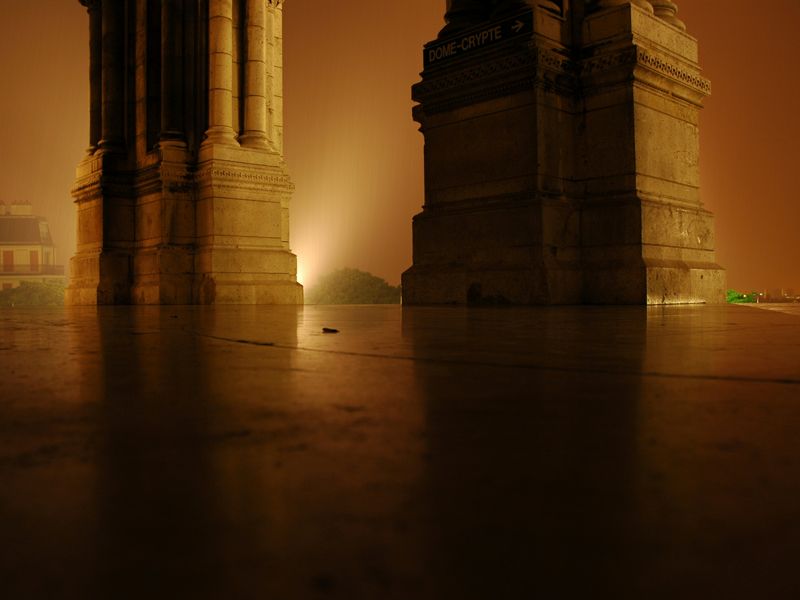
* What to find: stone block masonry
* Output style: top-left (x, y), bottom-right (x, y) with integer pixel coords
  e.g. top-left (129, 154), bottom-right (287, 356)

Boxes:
top-left (68, 0), bottom-right (301, 305)
top-left (402, 0), bottom-right (725, 305)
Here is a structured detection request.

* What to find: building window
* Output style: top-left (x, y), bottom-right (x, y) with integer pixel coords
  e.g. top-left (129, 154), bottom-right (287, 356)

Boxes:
top-left (2, 251), bottom-right (13, 273)
top-left (30, 250), bottom-right (39, 272)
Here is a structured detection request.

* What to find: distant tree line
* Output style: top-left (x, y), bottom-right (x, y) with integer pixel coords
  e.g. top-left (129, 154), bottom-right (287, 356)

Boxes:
top-left (305, 268), bottom-right (401, 305)
top-left (726, 289), bottom-right (758, 304)
top-left (0, 281), bottom-right (65, 307)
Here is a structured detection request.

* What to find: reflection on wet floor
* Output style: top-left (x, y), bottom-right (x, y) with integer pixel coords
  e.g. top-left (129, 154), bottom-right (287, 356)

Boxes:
top-left (749, 302), bottom-right (800, 317)
top-left (1, 305), bottom-right (799, 599)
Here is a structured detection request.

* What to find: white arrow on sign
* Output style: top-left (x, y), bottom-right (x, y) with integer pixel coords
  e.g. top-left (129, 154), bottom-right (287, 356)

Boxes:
top-left (512, 20), bottom-right (525, 33)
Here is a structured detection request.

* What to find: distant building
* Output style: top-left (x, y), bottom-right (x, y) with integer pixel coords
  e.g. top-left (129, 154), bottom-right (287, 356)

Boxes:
top-left (760, 288), bottom-right (799, 303)
top-left (0, 201), bottom-right (65, 290)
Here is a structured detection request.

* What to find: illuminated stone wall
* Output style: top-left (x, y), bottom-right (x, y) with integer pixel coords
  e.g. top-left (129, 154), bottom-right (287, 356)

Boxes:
top-left (403, 0), bottom-right (725, 304)
top-left (67, 0), bottom-right (301, 305)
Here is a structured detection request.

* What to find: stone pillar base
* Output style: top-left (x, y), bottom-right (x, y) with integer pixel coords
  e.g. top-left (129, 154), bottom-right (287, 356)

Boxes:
top-left (644, 259), bottom-right (726, 305)
top-left (581, 258), bottom-right (725, 305)
top-left (66, 250), bottom-right (132, 305)
top-left (402, 199), bottom-right (582, 305)
top-left (195, 277), bottom-right (303, 305)
top-left (402, 265), bottom-right (584, 306)
top-left (581, 196), bottom-right (726, 304)
top-left (194, 246), bottom-right (302, 305)
top-left (407, 4), bottom-right (725, 306)
top-left (67, 3), bottom-right (300, 306)
top-left (130, 247), bottom-right (195, 305)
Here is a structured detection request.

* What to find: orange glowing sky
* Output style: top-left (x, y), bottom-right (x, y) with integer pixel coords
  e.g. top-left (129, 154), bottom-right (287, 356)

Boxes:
top-left (0, 1), bottom-right (797, 291)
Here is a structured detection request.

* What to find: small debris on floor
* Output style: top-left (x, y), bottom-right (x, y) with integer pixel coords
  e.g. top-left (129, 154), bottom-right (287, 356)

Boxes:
top-left (322, 327), bottom-right (339, 334)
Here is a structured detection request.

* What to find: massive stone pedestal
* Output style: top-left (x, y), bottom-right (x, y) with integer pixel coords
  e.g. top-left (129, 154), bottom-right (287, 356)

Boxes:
top-left (403, 0), bottom-right (724, 305)
top-left (68, 0), bottom-right (301, 305)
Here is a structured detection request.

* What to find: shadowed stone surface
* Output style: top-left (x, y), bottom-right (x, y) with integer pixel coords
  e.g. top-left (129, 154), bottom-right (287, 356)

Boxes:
top-left (69, 0), bottom-right (301, 306)
top-left (1, 304), bottom-right (799, 598)
top-left (404, 1), bottom-right (725, 305)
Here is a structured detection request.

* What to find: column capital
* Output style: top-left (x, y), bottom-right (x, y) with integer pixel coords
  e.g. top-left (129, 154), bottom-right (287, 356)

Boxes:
top-left (651, 1), bottom-right (686, 31)
top-left (492, 1), bottom-right (553, 15)
top-left (79, 0), bottom-right (99, 11)
top-left (596, 0), bottom-right (654, 13)
top-left (440, 0), bottom-right (489, 37)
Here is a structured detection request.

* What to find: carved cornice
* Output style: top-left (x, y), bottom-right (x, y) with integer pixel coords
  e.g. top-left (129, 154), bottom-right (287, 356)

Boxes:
top-left (581, 46), bottom-right (710, 96)
top-left (196, 166), bottom-right (294, 192)
top-left (72, 156), bottom-right (296, 202)
top-left (160, 165), bottom-right (193, 184)
top-left (537, 47), bottom-right (572, 75)
top-left (581, 46), bottom-right (639, 75)
top-left (133, 163), bottom-right (195, 196)
top-left (414, 46), bottom-right (574, 116)
top-left (636, 48), bottom-right (710, 94)
top-left (413, 41), bottom-right (709, 117)
top-left (70, 172), bottom-right (102, 199)
top-left (71, 172), bottom-right (139, 200)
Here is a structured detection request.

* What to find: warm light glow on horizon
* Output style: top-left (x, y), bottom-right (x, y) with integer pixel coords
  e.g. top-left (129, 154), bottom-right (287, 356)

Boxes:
top-left (295, 261), bottom-right (305, 287)
top-left (0, 1), bottom-right (798, 292)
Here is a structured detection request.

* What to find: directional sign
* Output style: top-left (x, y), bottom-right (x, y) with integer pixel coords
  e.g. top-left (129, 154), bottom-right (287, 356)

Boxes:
top-left (424, 11), bottom-right (534, 68)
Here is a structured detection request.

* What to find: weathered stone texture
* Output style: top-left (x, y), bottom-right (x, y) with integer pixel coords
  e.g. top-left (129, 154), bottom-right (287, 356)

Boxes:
top-left (68, 0), bottom-right (301, 305)
top-left (403, 0), bottom-right (724, 305)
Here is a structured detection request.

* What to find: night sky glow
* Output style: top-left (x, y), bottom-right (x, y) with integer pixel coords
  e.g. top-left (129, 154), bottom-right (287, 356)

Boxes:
top-left (0, 0), bottom-right (797, 290)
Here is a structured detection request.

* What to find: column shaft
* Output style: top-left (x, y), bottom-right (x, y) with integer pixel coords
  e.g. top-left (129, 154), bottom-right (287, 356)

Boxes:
top-left (271, 0), bottom-right (285, 154)
top-left (99, 0), bottom-right (125, 151)
top-left (240, 0), bottom-right (269, 148)
top-left (160, 0), bottom-right (185, 141)
top-left (87, 2), bottom-right (102, 152)
top-left (204, 0), bottom-right (237, 145)
top-left (265, 2), bottom-right (276, 148)
top-left (441, 0), bottom-right (488, 36)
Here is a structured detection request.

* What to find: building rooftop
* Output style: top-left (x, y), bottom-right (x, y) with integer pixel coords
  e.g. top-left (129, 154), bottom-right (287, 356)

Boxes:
top-left (0, 215), bottom-right (54, 246)
top-left (1, 304), bottom-right (799, 598)
top-left (0, 200), bottom-right (32, 216)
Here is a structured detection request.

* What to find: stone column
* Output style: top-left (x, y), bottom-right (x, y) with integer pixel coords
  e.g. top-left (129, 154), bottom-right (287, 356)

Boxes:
top-left (271, 0), bottom-right (285, 154)
top-left (98, 0), bottom-right (125, 151)
top-left (160, 0), bottom-right (185, 143)
top-left (265, 1), bottom-right (275, 149)
top-left (240, 0), bottom-right (269, 148)
top-left (80, 0), bottom-right (102, 153)
top-left (441, 0), bottom-right (489, 36)
top-left (596, 0), bottom-right (654, 12)
top-left (651, 1), bottom-right (686, 30)
top-left (490, 1), bottom-right (548, 19)
top-left (204, 0), bottom-right (237, 146)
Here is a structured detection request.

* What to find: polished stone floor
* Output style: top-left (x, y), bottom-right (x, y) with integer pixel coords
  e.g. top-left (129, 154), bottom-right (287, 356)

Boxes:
top-left (1, 304), bottom-right (799, 599)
